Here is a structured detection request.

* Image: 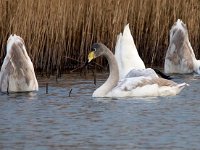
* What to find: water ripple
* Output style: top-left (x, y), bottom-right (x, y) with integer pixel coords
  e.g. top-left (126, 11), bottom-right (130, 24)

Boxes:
top-left (0, 73), bottom-right (200, 149)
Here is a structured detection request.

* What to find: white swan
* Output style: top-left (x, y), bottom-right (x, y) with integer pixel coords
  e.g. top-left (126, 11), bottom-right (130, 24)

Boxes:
top-left (0, 34), bottom-right (38, 92)
top-left (164, 19), bottom-right (200, 74)
top-left (88, 43), bottom-right (187, 98)
top-left (115, 24), bottom-right (145, 80)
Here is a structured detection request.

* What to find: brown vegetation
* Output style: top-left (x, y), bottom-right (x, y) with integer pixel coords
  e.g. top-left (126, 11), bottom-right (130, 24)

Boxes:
top-left (0, 0), bottom-right (200, 74)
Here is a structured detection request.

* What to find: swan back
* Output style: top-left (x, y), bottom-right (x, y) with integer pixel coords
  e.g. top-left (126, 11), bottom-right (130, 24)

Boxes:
top-left (125, 68), bottom-right (158, 78)
top-left (0, 34), bottom-right (38, 92)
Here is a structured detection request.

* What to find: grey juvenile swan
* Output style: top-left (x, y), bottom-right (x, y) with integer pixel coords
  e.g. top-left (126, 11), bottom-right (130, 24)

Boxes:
top-left (0, 34), bottom-right (38, 92)
top-left (88, 43), bottom-right (187, 98)
top-left (165, 19), bottom-right (200, 74)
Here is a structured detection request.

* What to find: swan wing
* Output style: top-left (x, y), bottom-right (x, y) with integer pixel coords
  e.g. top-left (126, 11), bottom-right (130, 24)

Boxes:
top-left (118, 24), bottom-right (145, 79)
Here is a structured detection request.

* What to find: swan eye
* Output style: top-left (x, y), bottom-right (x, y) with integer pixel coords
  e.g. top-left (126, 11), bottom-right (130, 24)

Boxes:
top-left (91, 47), bottom-right (96, 52)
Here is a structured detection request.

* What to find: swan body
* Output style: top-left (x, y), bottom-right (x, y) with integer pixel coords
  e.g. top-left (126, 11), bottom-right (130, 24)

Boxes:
top-left (88, 43), bottom-right (187, 98)
top-left (164, 19), bottom-right (200, 74)
top-left (115, 24), bottom-right (145, 79)
top-left (108, 77), bottom-right (186, 97)
top-left (0, 34), bottom-right (38, 92)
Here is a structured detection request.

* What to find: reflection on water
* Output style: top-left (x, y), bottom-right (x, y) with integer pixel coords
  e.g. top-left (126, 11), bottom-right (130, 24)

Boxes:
top-left (1, 73), bottom-right (200, 149)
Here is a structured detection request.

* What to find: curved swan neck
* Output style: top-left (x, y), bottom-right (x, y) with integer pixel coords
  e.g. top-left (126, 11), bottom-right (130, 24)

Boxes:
top-left (93, 47), bottom-right (119, 97)
top-left (104, 49), bottom-right (119, 76)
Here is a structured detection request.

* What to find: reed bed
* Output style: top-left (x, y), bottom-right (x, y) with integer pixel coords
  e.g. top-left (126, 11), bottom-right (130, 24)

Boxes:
top-left (0, 0), bottom-right (200, 74)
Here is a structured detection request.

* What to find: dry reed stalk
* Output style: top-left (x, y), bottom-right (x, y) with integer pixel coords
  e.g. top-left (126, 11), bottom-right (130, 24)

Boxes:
top-left (0, 0), bottom-right (200, 74)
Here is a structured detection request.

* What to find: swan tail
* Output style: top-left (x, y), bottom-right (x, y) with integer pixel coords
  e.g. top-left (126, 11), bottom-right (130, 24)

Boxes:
top-left (177, 83), bottom-right (189, 90)
top-left (153, 68), bottom-right (172, 80)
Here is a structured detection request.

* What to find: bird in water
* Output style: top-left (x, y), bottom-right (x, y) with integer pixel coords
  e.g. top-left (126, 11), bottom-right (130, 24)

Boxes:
top-left (164, 19), bottom-right (200, 74)
top-left (0, 34), bottom-right (38, 93)
top-left (88, 43), bottom-right (188, 98)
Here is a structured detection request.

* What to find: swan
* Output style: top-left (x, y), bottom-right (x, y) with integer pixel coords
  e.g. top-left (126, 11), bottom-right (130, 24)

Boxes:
top-left (164, 19), bottom-right (200, 74)
top-left (115, 24), bottom-right (145, 80)
top-left (0, 34), bottom-right (38, 92)
top-left (88, 43), bottom-right (187, 98)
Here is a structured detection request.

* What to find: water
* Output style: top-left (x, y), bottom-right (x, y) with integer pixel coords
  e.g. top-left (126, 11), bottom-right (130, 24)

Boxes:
top-left (1, 73), bottom-right (200, 150)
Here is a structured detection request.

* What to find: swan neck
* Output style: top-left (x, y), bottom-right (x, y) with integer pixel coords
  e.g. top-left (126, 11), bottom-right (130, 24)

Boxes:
top-left (93, 48), bottom-right (119, 97)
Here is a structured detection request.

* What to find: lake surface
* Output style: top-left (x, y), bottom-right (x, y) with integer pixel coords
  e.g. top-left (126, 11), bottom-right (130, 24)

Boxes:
top-left (1, 73), bottom-right (200, 150)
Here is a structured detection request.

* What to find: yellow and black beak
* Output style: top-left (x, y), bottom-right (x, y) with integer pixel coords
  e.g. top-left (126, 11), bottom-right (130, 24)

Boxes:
top-left (88, 51), bottom-right (95, 62)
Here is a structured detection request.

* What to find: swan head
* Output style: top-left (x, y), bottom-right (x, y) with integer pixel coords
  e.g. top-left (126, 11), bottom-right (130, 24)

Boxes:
top-left (88, 43), bottom-right (106, 62)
